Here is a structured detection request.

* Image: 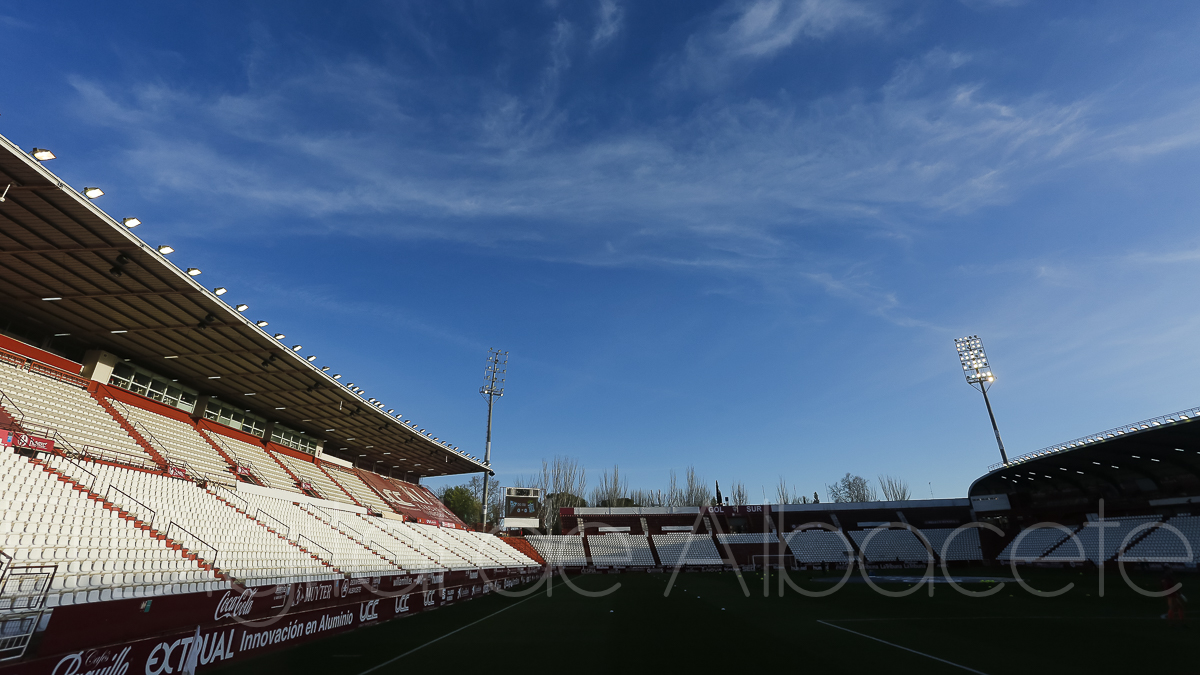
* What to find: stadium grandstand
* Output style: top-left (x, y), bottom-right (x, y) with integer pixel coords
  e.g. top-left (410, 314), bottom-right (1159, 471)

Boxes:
top-left (1, 126), bottom-right (1199, 671)
top-left (0, 131), bottom-right (541, 671)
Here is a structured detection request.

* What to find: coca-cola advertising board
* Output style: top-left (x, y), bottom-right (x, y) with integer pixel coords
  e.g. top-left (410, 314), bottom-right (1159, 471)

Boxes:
top-left (1, 568), bottom-right (542, 675)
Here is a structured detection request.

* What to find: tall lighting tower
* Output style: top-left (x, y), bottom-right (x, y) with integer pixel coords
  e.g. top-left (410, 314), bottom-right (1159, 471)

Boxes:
top-left (479, 348), bottom-right (508, 531)
top-left (954, 335), bottom-right (1008, 466)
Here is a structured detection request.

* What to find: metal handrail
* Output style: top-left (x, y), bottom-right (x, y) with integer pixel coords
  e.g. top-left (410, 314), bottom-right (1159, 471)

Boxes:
top-left (70, 445), bottom-right (158, 472)
top-left (104, 485), bottom-right (156, 528)
top-left (0, 387), bottom-right (27, 428)
top-left (203, 470), bottom-right (236, 488)
top-left (361, 514), bottom-right (420, 550)
top-left (206, 431), bottom-right (272, 489)
top-left (275, 453), bottom-right (317, 495)
top-left (0, 562), bottom-right (57, 612)
top-left (256, 509), bottom-right (290, 540)
top-left (308, 504), bottom-right (334, 525)
top-left (165, 458), bottom-right (199, 483)
top-left (339, 522), bottom-right (363, 541)
top-left (212, 483), bottom-right (248, 511)
top-left (107, 398), bottom-right (182, 468)
top-left (297, 534), bottom-right (332, 562)
top-left (165, 522), bottom-right (217, 568)
top-left (989, 404), bottom-right (1200, 471)
top-left (370, 540), bottom-right (400, 566)
top-left (48, 453), bottom-right (98, 492)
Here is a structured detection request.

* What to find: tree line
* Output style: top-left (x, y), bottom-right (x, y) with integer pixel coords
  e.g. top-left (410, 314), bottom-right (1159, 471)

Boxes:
top-left (434, 456), bottom-right (918, 533)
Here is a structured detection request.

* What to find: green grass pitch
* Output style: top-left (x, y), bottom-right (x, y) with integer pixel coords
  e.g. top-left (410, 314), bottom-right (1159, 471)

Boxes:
top-left (212, 568), bottom-right (1194, 674)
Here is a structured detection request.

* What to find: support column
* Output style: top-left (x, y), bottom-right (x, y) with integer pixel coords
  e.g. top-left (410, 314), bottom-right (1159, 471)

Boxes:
top-left (80, 350), bottom-right (120, 384)
top-left (190, 395), bottom-right (211, 420)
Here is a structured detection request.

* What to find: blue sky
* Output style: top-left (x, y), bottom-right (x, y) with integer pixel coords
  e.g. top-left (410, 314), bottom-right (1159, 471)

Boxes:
top-left (4, 1), bottom-right (1200, 500)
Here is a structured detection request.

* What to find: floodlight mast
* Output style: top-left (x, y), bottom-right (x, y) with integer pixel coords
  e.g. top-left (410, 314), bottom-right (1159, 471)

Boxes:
top-left (479, 348), bottom-right (508, 532)
top-left (954, 335), bottom-right (1008, 466)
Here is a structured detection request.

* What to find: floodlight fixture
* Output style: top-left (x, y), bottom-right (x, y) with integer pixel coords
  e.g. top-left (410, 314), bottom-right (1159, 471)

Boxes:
top-left (291, 345), bottom-right (302, 352)
top-left (306, 355), bottom-right (317, 362)
top-left (274, 333), bottom-right (285, 340)
top-left (157, 245), bottom-right (174, 254)
top-left (83, 187), bottom-right (104, 199)
top-left (321, 366), bottom-right (330, 371)
top-left (255, 320), bottom-right (268, 327)
top-left (235, 304), bottom-right (248, 312)
top-left (214, 287), bottom-right (228, 296)
top-left (954, 335), bottom-right (1008, 466)
top-left (956, 335), bottom-right (994, 385)
top-left (31, 148), bottom-right (55, 161)
top-left (122, 217), bottom-right (141, 228)
top-left (186, 268), bottom-right (202, 276)
top-left (333, 374), bottom-right (341, 379)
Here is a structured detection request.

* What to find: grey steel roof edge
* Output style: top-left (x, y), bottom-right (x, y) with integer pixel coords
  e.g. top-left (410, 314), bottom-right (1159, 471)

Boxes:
top-left (0, 132), bottom-right (480, 468)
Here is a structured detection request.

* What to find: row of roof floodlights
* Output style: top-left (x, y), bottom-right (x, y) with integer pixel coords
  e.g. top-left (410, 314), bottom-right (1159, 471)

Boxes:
top-left (988, 405), bottom-right (1200, 472)
top-left (20, 144), bottom-right (485, 466)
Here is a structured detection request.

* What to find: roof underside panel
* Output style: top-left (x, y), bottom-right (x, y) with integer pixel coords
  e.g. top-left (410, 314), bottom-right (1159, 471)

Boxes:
top-left (0, 132), bottom-right (483, 480)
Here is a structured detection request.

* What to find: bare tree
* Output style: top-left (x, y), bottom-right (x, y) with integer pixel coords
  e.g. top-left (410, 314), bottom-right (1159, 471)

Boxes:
top-left (589, 464), bottom-right (630, 507)
top-left (629, 488), bottom-right (666, 507)
top-left (776, 477), bottom-right (813, 504)
top-left (826, 473), bottom-right (876, 503)
top-left (515, 456), bottom-right (588, 534)
top-left (731, 482), bottom-right (749, 507)
top-left (666, 470), bottom-right (683, 507)
top-left (682, 466), bottom-right (713, 507)
top-left (878, 474), bottom-right (912, 501)
top-left (775, 476), bottom-right (791, 505)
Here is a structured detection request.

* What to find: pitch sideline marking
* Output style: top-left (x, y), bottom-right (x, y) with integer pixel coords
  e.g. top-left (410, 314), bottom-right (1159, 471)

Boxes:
top-left (357, 590), bottom-right (547, 675)
top-left (816, 620), bottom-right (989, 675)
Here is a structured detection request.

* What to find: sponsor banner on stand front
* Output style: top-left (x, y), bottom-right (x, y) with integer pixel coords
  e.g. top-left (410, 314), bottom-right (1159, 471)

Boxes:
top-left (5, 431), bottom-right (54, 452)
top-left (5, 568), bottom-right (543, 675)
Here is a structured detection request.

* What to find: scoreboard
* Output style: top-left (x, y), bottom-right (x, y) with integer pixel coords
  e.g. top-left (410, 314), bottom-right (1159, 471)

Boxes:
top-left (502, 487), bottom-right (542, 529)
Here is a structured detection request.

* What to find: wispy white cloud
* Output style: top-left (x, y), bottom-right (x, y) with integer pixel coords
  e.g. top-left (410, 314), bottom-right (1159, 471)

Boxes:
top-left (63, 48), bottom-right (1097, 243)
top-left (0, 14), bottom-right (32, 30)
top-left (59, 8), bottom-right (1200, 329)
top-left (668, 0), bottom-right (886, 88)
top-left (591, 0), bottom-right (623, 48)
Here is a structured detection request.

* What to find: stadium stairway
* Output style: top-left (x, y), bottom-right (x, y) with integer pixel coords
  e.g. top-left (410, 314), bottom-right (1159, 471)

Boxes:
top-left (261, 447), bottom-right (307, 491)
top-left (355, 515), bottom-right (441, 570)
top-left (645, 534), bottom-right (663, 566)
top-left (196, 429), bottom-right (262, 487)
top-left (90, 392), bottom-right (168, 470)
top-left (442, 528), bottom-right (503, 567)
top-left (207, 489), bottom-right (341, 576)
top-left (296, 503), bottom-right (398, 573)
top-left (1117, 520), bottom-right (1163, 559)
top-left (842, 528), bottom-right (864, 563)
top-left (322, 463), bottom-right (393, 516)
top-left (27, 456), bottom-right (225, 587)
top-left (581, 533), bottom-right (594, 566)
top-left (200, 427), bottom-right (308, 493)
top-left (0, 396), bottom-right (24, 433)
top-left (314, 463), bottom-right (368, 510)
top-left (502, 537), bottom-right (546, 565)
top-left (1037, 524), bottom-right (1085, 561)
